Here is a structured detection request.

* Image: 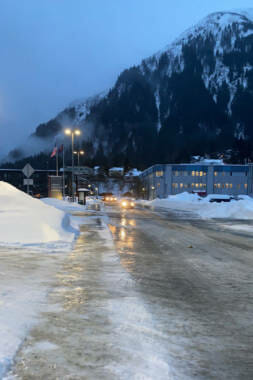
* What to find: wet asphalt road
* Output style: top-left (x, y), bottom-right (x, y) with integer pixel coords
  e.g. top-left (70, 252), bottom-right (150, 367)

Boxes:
top-left (8, 204), bottom-right (253, 379)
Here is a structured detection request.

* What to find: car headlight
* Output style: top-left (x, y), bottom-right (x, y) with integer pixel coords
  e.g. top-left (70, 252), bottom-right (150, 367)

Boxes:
top-left (122, 201), bottom-right (127, 207)
top-left (131, 202), bottom-right (135, 206)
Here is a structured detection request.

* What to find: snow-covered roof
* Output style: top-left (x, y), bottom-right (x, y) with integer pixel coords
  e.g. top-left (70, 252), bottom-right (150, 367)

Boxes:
top-left (125, 168), bottom-right (142, 177)
top-left (109, 167), bottom-right (124, 172)
top-left (193, 159), bottom-right (224, 165)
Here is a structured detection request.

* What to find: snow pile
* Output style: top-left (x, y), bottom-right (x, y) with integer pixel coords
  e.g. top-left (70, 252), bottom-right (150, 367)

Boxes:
top-left (140, 192), bottom-right (253, 220)
top-left (0, 182), bottom-right (78, 247)
top-left (41, 197), bottom-right (87, 213)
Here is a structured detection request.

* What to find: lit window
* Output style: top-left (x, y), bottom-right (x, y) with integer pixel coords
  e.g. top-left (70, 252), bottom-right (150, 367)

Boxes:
top-left (214, 184), bottom-right (217, 188)
top-left (196, 171), bottom-right (199, 176)
top-left (192, 171), bottom-right (195, 176)
top-left (245, 184), bottom-right (248, 189)
top-left (230, 184), bottom-right (233, 188)
top-left (214, 172), bottom-right (218, 176)
top-left (192, 183), bottom-right (195, 188)
top-left (226, 183), bottom-right (229, 189)
top-left (200, 171), bottom-right (203, 177)
top-left (222, 184), bottom-right (225, 189)
top-left (195, 183), bottom-right (199, 188)
top-left (217, 183), bottom-right (221, 188)
top-left (222, 172), bottom-right (225, 176)
top-left (156, 171), bottom-right (164, 177)
top-left (199, 183), bottom-right (203, 188)
top-left (203, 172), bottom-right (207, 176)
top-left (180, 183), bottom-right (183, 188)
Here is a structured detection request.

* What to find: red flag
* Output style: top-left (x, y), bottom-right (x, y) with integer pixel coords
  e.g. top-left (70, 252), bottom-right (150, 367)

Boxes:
top-left (58, 144), bottom-right (64, 153)
top-left (50, 145), bottom-right (58, 158)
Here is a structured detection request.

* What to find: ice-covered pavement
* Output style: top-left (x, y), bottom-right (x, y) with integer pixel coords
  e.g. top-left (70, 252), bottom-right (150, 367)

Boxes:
top-left (0, 245), bottom-right (68, 378)
top-left (6, 203), bottom-right (253, 379)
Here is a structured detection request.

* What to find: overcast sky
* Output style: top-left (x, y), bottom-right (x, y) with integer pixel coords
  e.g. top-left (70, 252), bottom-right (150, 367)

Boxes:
top-left (1, 0), bottom-right (253, 153)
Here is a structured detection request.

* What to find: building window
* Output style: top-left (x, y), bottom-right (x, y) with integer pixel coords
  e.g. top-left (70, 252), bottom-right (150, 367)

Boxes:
top-left (214, 172), bottom-right (218, 176)
top-left (199, 171), bottom-right (203, 177)
top-left (196, 171), bottom-right (199, 176)
top-left (226, 183), bottom-right (229, 189)
top-left (217, 183), bottom-right (221, 188)
top-left (192, 183), bottom-right (195, 188)
top-left (180, 183), bottom-right (183, 188)
top-left (195, 183), bottom-right (199, 188)
top-left (230, 184), bottom-right (233, 188)
top-left (156, 171), bottom-right (164, 177)
top-left (172, 183), bottom-right (178, 188)
top-left (192, 171), bottom-right (195, 176)
top-left (203, 172), bottom-right (207, 176)
top-left (245, 184), bottom-right (248, 189)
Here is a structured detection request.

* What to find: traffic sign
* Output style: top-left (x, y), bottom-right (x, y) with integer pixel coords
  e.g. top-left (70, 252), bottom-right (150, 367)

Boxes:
top-left (24, 179), bottom-right (34, 186)
top-left (22, 163), bottom-right (35, 178)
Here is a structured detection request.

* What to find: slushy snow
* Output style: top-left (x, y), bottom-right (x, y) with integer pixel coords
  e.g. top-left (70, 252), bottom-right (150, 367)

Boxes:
top-left (0, 182), bottom-right (78, 247)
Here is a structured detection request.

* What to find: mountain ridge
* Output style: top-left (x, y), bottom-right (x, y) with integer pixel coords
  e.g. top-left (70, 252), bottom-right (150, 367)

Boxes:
top-left (5, 9), bottom-right (253, 167)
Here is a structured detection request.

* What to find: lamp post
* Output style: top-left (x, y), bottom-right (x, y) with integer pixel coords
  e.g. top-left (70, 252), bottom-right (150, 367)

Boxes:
top-left (64, 128), bottom-right (81, 201)
top-left (73, 150), bottom-right (84, 166)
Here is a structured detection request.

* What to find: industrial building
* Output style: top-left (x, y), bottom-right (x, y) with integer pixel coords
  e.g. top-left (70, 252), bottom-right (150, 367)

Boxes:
top-left (140, 161), bottom-right (253, 200)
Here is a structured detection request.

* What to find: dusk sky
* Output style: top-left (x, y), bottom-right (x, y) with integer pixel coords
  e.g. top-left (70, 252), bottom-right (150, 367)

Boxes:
top-left (1, 0), bottom-right (253, 154)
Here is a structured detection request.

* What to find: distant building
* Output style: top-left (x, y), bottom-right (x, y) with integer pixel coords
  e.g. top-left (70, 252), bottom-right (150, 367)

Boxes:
top-left (109, 167), bottom-right (124, 177)
top-left (140, 163), bottom-right (253, 200)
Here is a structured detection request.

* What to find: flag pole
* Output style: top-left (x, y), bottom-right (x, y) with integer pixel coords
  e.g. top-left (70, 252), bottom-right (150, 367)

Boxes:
top-left (56, 149), bottom-right (59, 176)
top-left (62, 145), bottom-right (65, 199)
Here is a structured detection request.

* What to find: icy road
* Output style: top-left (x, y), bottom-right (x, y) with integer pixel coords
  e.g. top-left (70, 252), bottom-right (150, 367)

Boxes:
top-left (7, 204), bottom-right (253, 379)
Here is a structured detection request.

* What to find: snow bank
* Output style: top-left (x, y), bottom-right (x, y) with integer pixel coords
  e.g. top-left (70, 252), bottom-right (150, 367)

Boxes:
top-left (0, 182), bottom-right (78, 247)
top-left (140, 192), bottom-right (253, 220)
top-left (41, 197), bottom-right (86, 213)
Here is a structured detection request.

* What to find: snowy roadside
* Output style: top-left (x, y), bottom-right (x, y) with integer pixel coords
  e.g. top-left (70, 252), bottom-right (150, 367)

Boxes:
top-left (138, 192), bottom-right (253, 230)
top-left (0, 184), bottom-right (99, 378)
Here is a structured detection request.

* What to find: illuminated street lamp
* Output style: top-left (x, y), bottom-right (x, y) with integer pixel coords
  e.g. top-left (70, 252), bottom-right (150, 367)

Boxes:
top-left (73, 150), bottom-right (84, 166)
top-left (64, 128), bottom-right (81, 201)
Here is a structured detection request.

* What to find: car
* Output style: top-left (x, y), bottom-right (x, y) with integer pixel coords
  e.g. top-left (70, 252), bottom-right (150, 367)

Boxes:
top-left (103, 194), bottom-right (118, 203)
top-left (120, 198), bottom-right (135, 209)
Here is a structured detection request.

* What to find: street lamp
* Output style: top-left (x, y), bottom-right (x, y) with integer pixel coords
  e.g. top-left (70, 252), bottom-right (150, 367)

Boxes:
top-left (73, 150), bottom-right (84, 166)
top-left (64, 128), bottom-right (81, 201)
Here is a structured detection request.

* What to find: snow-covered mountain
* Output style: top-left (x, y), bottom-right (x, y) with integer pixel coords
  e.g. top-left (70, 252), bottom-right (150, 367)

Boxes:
top-left (7, 10), bottom-right (253, 166)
